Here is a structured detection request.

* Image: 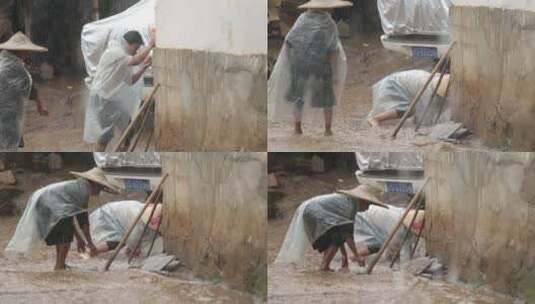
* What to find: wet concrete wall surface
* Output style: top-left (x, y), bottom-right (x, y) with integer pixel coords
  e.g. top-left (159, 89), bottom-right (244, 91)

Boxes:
top-left (449, 6), bottom-right (535, 150)
top-left (161, 152), bottom-right (267, 297)
top-left (153, 49), bottom-right (267, 151)
top-left (425, 151), bottom-right (535, 300)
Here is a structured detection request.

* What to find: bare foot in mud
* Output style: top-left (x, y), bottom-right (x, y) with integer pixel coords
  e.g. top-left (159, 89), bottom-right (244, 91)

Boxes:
top-left (324, 129), bottom-right (333, 136)
top-left (321, 267), bottom-right (335, 272)
top-left (367, 117), bottom-right (379, 128)
top-left (54, 264), bottom-right (73, 271)
top-left (338, 267), bottom-right (350, 273)
top-left (294, 129), bottom-right (303, 135)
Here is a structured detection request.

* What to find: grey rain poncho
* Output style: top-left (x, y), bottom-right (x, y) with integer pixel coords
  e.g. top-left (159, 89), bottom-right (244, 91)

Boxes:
top-left (355, 205), bottom-right (413, 261)
top-left (275, 193), bottom-right (356, 266)
top-left (0, 50), bottom-right (32, 150)
top-left (268, 10), bottom-right (347, 123)
top-left (378, 0), bottom-right (452, 36)
top-left (5, 179), bottom-right (90, 256)
top-left (89, 200), bottom-right (163, 256)
top-left (83, 39), bottom-right (137, 145)
top-left (369, 69), bottom-right (444, 126)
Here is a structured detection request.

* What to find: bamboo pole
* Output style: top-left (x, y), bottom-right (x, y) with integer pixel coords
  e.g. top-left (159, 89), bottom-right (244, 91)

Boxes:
top-left (366, 178), bottom-right (429, 274)
top-left (392, 43), bottom-right (456, 139)
top-left (146, 208), bottom-right (163, 257)
top-left (103, 173), bottom-right (169, 271)
top-left (410, 218), bottom-right (425, 258)
top-left (414, 58), bottom-right (449, 132)
top-left (113, 84), bottom-right (160, 152)
top-left (127, 190), bottom-right (162, 264)
top-left (389, 197), bottom-right (424, 268)
top-left (129, 102), bottom-right (154, 152)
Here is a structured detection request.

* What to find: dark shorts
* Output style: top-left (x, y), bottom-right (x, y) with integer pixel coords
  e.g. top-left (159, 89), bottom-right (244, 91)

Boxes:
top-left (106, 241), bottom-right (120, 250)
top-left (45, 213), bottom-right (89, 246)
top-left (312, 223), bottom-right (354, 253)
top-left (395, 109), bottom-right (406, 117)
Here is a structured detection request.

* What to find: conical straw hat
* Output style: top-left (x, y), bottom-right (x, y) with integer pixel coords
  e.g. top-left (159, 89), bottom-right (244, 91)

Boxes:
top-left (141, 204), bottom-right (162, 230)
top-left (337, 184), bottom-right (389, 209)
top-left (0, 32), bottom-right (47, 52)
top-left (70, 167), bottom-right (121, 194)
top-left (299, 0), bottom-right (353, 9)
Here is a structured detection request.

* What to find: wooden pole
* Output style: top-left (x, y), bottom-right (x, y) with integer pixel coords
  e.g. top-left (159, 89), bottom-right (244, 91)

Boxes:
top-left (391, 43), bottom-right (456, 139)
top-left (388, 197), bottom-right (424, 268)
top-left (146, 207), bottom-right (163, 257)
top-left (410, 218), bottom-right (425, 258)
top-left (414, 58), bottom-right (449, 132)
top-left (366, 178), bottom-right (429, 274)
top-left (129, 101), bottom-right (154, 152)
top-left (103, 173), bottom-right (169, 271)
top-left (127, 190), bottom-right (162, 264)
top-left (113, 84), bottom-right (160, 152)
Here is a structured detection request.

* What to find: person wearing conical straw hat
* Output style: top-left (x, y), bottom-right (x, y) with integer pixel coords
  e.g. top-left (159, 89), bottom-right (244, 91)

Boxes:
top-left (275, 184), bottom-right (388, 272)
top-left (268, 0), bottom-right (352, 136)
top-left (354, 205), bottom-right (425, 263)
top-left (367, 69), bottom-right (450, 127)
top-left (89, 200), bottom-right (163, 256)
top-left (5, 167), bottom-right (121, 270)
top-left (0, 32), bottom-right (49, 150)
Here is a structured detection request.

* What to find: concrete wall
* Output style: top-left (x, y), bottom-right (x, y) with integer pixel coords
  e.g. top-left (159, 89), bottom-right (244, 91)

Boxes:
top-left (153, 0), bottom-right (267, 151)
top-left (449, 5), bottom-right (535, 150)
top-left (425, 151), bottom-right (535, 300)
top-left (161, 152), bottom-right (267, 297)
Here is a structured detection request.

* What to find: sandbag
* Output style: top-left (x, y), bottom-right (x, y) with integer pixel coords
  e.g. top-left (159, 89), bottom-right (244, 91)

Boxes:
top-left (0, 50), bottom-right (32, 150)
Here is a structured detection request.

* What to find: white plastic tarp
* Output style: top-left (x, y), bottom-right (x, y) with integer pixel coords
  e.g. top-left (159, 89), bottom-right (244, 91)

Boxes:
top-left (378, 0), bottom-right (452, 35)
top-left (81, 0), bottom-right (155, 142)
top-left (93, 152), bottom-right (161, 168)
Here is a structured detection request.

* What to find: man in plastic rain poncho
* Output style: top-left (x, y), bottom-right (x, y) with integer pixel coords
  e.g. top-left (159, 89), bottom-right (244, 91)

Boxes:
top-left (275, 184), bottom-right (389, 272)
top-left (355, 206), bottom-right (424, 262)
top-left (5, 168), bottom-right (121, 270)
top-left (0, 32), bottom-right (49, 150)
top-left (367, 70), bottom-right (450, 127)
top-left (268, 0), bottom-right (351, 136)
top-left (90, 201), bottom-right (163, 257)
top-left (85, 29), bottom-right (155, 152)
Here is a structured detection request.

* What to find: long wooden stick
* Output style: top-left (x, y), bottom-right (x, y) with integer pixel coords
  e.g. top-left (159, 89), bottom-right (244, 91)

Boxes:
top-left (392, 43), bottom-right (456, 139)
top-left (366, 178), bottom-right (429, 274)
top-left (113, 84), bottom-right (160, 152)
top-left (129, 101), bottom-right (154, 152)
top-left (414, 58), bottom-right (449, 132)
top-left (103, 173), bottom-right (169, 271)
top-left (410, 218), bottom-right (425, 258)
top-left (389, 197), bottom-right (424, 268)
top-left (127, 190), bottom-right (162, 264)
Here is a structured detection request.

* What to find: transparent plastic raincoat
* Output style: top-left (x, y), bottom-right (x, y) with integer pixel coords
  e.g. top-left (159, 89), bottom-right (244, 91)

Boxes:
top-left (89, 200), bottom-right (163, 256)
top-left (0, 50), bottom-right (32, 150)
top-left (5, 179), bottom-right (90, 256)
top-left (268, 10), bottom-right (347, 123)
top-left (83, 39), bottom-right (137, 144)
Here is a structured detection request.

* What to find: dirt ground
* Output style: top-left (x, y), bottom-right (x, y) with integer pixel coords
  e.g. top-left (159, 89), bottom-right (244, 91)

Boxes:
top-left (0, 166), bottom-right (259, 304)
top-left (268, 33), bottom-right (486, 152)
top-left (267, 170), bottom-right (521, 303)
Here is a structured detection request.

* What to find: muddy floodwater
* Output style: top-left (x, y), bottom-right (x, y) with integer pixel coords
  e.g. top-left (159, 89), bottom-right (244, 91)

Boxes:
top-left (0, 215), bottom-right (259, 304)
top-left (268, 34), bottom-right (487, 152)
top-left (268, 171), bottom-right (521, 303)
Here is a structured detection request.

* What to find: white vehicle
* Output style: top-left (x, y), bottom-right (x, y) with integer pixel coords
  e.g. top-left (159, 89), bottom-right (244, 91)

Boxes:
top-left (355, 152), bottom-right (425, 195)
top-left (377, 0), bottom-right (452, 59)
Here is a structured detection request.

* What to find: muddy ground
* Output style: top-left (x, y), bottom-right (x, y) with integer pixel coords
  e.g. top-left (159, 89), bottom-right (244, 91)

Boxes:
top-left (0, 166), bottom-right (259, 303)
top-left (268, 33), bottom-right (486, 152)
top-left (267, 170), bottom-right (520, 303)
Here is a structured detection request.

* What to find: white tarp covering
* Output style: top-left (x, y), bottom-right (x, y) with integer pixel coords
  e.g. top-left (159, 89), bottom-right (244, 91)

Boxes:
top-left (81, 0), bottom-right (155, 142)
top-left (378, 0), bottom-right (452, 35)
top-left (93, 152), bottom-right (161, 168)
top-left (356, 152), bottom-right (424, 172)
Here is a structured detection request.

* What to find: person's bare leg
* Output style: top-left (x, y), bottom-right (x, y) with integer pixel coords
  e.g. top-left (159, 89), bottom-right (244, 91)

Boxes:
top-left (55, 243), bottom-right (70, 270)
top-left (339, 244), bottom-right (349, 272)
top-left (320, 245), bottom-right (338, 271)
top-left (346, 237), bottom-right (365, 267)
top-left (95, 142), bottom-right (107, 152)
top-left (367, 109), bottom-right (400, 127)
top-left (293, 106), bottom-right (303, 135)
top-left (324, 107), bottom-right (333, 136)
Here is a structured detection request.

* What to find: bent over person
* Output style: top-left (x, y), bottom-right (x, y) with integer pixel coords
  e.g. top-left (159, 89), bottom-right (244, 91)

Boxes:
top-left (276, 184), bottom-right (388, 271)
top-left (5, 168), bottom-right (120, 270)
top-left (84, 30), bottom-right (155, 152)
